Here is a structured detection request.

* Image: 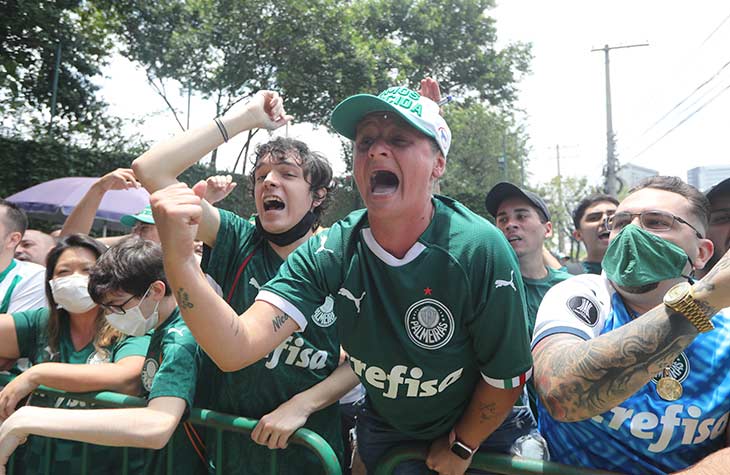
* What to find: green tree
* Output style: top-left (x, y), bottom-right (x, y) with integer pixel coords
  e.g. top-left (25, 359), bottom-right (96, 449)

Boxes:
top-left (535, 176), bottom-right (601, 257)
top-left (350, 0), bottom-right (531, 107)
top-left (0, 1), bottom-right (119, 142)
top-left (438, 102), bottom-right (529, 218)
top-left (99, 0), bottom-right (530, 168)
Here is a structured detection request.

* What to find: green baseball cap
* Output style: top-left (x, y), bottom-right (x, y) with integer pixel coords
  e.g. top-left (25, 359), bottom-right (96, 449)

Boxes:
top-left (330, 86), bottom-right (452, 158)
top-left (120, 205), bottom-right (155, 227)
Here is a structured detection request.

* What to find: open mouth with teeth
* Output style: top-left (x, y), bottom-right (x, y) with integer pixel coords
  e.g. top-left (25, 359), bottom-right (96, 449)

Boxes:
top-left (263, 197), bottom-right (285, 211)
top-left (598, 230), bottom-right (610, 240)
top-left (370, 170), bottom-right (399, 195)
top-left (507, 236), bottom-right (522, 243)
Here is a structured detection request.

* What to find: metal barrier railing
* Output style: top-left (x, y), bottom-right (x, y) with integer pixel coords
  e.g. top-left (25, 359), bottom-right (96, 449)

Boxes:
top-left (0, 373), bottom-right (342, 475)
top-left (373, 443), bottom-right (622, 475)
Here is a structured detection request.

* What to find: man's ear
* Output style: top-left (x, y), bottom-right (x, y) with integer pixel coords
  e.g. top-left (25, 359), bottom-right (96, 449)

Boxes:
top-left (150, 280), bottom-right (167, 301)
top-left (4, 231), bottom-right (22, 251)
top-left (311, 188), bottom-right (327, 209)
top-left (544, 221), bottom-right (554, 239)
top-left (572, 229), bottom-right (583, 242)
top-left (432, 154), bottom-right (446, 179)
top-left (694, 238), bottom-right (715, 271)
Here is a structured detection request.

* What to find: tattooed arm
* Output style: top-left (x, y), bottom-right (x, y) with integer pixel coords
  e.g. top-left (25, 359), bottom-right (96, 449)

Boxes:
top-left (425, 380), bottom-right (522, 474)
top-left (151, 183), bottom-right (299, 373)
top-left (533, 253), bottom-right (730, 422)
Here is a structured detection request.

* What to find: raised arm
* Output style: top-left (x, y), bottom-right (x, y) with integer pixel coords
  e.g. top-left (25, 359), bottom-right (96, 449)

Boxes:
top-left (132, 91), bottom-right (290, 246)
top-left (61, 168), bottom-right (140, 246)
top-left (0, 356), bottom-right (144, 419)
top-left (0, 396), bottom-right (187, 470)
top-left (151, 182), bottom-right (299, 372)
top-left (251, 362), bottom-right (360, 449)
top-left (533, 251), bottom-right (730, 422)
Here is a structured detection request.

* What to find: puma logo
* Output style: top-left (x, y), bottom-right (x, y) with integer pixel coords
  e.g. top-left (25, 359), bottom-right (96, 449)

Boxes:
top-left (494, 270), bottom-right (516, 291)
top-left (338, 288), bottom-right (366, 314)
top-left (249, 277), bottom-right (261, 290)
top-left (315, 235), bottom-right (334, 254)
top-left (167, 327), bottom-right (184, 337)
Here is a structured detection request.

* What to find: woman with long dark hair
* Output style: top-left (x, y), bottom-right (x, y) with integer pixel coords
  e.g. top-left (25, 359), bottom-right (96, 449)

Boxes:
top-left (0, 234), bottom-right (149, 474)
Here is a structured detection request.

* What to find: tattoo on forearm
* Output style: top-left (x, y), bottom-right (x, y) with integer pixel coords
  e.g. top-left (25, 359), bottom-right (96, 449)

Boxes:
top-left (272, 314), bottom-right (290, 332)
top-left (176, 288), bottom-right (194, 309)
top-left (479, 402), bottom-right (497, 423)
top-left (534, 305), bottom-right (698, 421)
top-left (694, 257), bottom-right (729, 294)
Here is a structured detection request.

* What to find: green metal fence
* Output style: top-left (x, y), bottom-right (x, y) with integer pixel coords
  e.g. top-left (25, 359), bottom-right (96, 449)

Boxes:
top-left (0, 373), bottom-right (342, 475)
top-left (373, 443), bottom-right (623, 475)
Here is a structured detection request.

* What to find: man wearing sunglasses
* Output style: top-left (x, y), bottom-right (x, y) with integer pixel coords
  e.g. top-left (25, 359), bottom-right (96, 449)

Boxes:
top-left (530, 176), bottom-right (730, 474)
top-left (697, 177), bottom-right (730, 279)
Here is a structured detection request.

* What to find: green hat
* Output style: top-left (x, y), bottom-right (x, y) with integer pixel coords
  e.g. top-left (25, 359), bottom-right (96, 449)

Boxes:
top-left (330, 86), bottom-right (452, 158)
top-left (120, 205), bottom-right (154, 227)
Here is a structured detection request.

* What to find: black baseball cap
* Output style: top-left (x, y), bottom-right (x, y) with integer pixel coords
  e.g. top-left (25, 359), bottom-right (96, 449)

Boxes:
top-left (485, 182), bottom-right (551, 221)
top-left (706, 177), bottom-right (730, 201)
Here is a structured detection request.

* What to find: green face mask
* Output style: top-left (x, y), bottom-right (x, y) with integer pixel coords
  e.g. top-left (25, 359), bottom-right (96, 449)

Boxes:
top-left (602, 224), bottom-right (691, 289)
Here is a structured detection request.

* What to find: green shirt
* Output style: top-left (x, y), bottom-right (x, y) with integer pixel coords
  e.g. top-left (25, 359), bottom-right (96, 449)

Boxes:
top-left (12, 307), bottom-right (149, 474)
top-left (522, 267), bottom-right (573, 338)
top-left (259, 196), bottom-right (533, 440)
top-left (141, 308), bottom-right (206, 475)
top-left (199, 209), bottom-right (343, 474)
top-left (582, 260), bottom-right (602, 275)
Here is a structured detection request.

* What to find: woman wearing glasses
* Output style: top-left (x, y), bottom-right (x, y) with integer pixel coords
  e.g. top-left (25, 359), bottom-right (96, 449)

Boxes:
top-left (0, 234), bottom-right (149, 474)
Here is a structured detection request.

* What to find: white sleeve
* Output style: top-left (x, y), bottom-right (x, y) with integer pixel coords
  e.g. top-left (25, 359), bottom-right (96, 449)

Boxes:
top-left (7, 263), bottom-right (47, 313)
top-left (255, 290), bottom-right (307, 331)
top-left (531, 274), bottom-right (612, 349)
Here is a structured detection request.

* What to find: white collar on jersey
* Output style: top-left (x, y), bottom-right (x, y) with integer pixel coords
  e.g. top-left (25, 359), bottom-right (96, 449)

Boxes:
top-left (361, 228), bottom-right (426, 267)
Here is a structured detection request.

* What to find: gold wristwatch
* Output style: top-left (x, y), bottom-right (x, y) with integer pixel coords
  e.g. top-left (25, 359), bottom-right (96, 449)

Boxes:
top-left (663, 282), bottom-right (714, 333)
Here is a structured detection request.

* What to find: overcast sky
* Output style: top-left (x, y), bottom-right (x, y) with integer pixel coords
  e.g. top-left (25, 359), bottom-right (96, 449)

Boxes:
top-left (99, 1), bottom-right (730, 187)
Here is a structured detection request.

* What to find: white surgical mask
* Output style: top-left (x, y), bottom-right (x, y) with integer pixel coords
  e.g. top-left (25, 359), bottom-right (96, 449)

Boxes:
top-left (49, 274), bottom-right (97, 314)
top-left (105, 287), bottom-right (159, 336)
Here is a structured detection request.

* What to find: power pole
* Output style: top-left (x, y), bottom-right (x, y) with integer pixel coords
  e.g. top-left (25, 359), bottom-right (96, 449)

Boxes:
top-left (592, 43), bottom-right (648, 196)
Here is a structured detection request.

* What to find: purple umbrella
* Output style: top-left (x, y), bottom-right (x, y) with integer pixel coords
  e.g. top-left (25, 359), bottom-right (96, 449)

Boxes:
top-left (5, 177), bottom-right (150, 227)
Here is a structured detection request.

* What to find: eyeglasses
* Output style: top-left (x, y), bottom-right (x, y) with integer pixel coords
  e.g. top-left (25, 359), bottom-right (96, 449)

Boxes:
top-left (710, 208), bottom-right (730, 226)
top-left (606, 210), bottom-right (704, 239)
top-left (100, 294), bottom-right (137, 315)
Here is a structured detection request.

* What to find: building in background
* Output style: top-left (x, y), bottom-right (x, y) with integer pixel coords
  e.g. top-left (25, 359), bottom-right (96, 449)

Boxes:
top-left (617, 163), bottom-right (658, 192)
top-left (687, 166), bottom-right (730, 192)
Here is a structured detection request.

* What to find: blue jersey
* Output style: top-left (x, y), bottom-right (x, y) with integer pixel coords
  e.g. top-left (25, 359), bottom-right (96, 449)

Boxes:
top-left (532, 274), bottom-right (730, 474)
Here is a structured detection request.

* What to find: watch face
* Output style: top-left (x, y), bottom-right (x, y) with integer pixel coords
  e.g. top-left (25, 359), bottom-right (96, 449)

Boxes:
top-left (450, 441), bottom-right (473, 460)
top-left (665, 282), bottom-right (690, 306)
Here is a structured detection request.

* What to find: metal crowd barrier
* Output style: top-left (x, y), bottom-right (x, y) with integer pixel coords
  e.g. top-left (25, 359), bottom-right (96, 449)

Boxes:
top-left (373, 443), bottom-right (622, 475)
top-left (0, 373), bottom-right (342, 475)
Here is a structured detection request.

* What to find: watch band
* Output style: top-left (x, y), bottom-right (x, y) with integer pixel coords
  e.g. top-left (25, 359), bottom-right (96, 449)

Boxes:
top-left (664, 284), bottom-right (714, 333)
top-left (449, 428), bottom-right (477, 460)
top-left (677, 305), bottom-right (714, 333)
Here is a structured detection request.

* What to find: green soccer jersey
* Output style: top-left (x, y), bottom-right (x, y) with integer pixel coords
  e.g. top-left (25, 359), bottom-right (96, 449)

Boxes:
top-left (199, 209), bottom-right (342, 474)
top-left (259, 195), bottom-right (533, 440)
top-left (11, 307), bottom-right (149, 474)
top-left (522, 267), bottom-right (573, 338)
top-left (582, 260), bottom-right (602, 275)
top-left (140, 308), bottom-right (206, 475)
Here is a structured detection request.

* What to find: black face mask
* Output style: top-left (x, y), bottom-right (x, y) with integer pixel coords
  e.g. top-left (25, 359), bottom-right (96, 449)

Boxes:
top-left (255, 211), bottom-right (316, 247)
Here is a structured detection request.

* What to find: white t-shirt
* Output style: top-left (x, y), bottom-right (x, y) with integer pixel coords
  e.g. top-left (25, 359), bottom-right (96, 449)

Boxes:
top-left (1, 259), bottom-right (46, 313)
